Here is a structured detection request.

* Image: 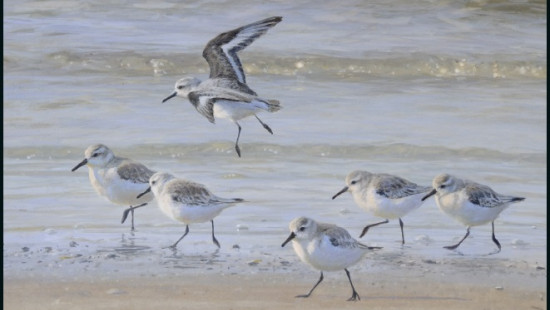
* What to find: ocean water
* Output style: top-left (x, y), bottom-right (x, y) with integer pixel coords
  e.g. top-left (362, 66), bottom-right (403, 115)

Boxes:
top-left (4, 0), bottom-right (546, 279)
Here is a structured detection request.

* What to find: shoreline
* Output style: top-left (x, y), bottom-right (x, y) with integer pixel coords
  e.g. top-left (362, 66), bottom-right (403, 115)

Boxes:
top-left (4, 238), bottom-right (546, 310)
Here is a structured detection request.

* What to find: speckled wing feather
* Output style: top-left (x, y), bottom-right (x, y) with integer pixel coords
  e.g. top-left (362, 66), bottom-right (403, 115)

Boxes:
top-left (168, 180), bottom-right (238, 206)
top-left (375, 174), bottom-right (431, 199)
top-left (465, 183), bottom-right (523, 208)
top-left (320, 224), bottom-right (365, 249)
top-left (117, 160), bottom-right (155, 184)
top-left (202, 16), bottom-right (282, 84)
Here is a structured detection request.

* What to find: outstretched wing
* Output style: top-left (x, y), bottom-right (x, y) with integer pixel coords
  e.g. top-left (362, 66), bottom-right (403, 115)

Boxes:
top-left (202, 16), bottom-right (282, 84)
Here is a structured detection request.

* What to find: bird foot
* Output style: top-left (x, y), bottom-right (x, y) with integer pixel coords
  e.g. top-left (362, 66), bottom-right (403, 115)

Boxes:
top-left (347, 292), bottom-right (361, 301)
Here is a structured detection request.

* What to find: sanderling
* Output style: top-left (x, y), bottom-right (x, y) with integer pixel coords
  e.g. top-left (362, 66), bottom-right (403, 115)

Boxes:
top-left (422, 173), bottom-right (525, 253)
top-left (71, 144), bottom-right (155, 231)
top-left (162, 16), bottom-right (283, 157)
top-left (281, 217), bottom-right (378, 301)
top-left (137, 172), bottom-right (243, 248)
top-left (332, 170), bottom-right (432, 244)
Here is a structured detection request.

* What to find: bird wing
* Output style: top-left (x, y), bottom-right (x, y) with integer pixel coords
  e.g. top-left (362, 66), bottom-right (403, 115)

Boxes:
top-left (202, 16), bottom-right (282, 84)
top-left (169, 181), bottom-right (215, 205)
top-left (375, 174), bottom-right (431, 199)
top-left (320, 225), bottom-right (361, 249)
top-left (465, 183), bottom-right (522, 208)
top-left (116, 160), bottom-right (155, 184)
top-left (188, 87), bottom-right (256, 123)
top-left (169, 180), bottom-right (239, 206)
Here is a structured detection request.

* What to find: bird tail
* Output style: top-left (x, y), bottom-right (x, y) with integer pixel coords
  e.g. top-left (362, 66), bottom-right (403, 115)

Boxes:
top-left (217, 197), bottom-right (245, 204)
top-left (265, 99), bottom-right (282, 112)
top-left (509, 197), bottom-right (525, 203)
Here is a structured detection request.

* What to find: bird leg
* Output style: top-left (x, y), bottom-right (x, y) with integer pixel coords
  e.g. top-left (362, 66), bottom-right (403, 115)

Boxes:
top-left (255, 115), bottom-right (273, 134)
top-left (234, 122), bottom-right (242, 157)
top-left (444, 227), bottom-right (470, 250)
top-left (491, 221), bottom-right (501, 253)
top-left (165, 225), bottom-right (190, 249)
top-left (359, 219), bottom-right (389, 238)
top-left (121, 203), bottom-right (148, 231)
top-left (296, 272), bottom-right (324, 298)
top-left (399, 218), bottom-right (405, 245)
top-left (345, 268), bottom-right (361, 301)
top-left (211, 220), bottom-right (220, 248)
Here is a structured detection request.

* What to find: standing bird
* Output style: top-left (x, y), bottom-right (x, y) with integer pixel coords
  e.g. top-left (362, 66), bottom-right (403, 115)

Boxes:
top-left (162, 16), bottom-right (283, 157)
top-left (282, 217), bottom-right (376, 301)
top-left (137, 172), bottom-right (243, 248)
top-left (71, 144), bottom-right (155, 231)
top-left (332, 170), bottom-right (432, 244)
top-left (422, 173), bottom-right (525, 253)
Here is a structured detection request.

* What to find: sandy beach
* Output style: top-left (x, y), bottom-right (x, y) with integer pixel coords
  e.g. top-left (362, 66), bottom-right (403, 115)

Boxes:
top-left (4, 233), bottom-right (547, 310)
top-left (3, 274), bottom-right (545, 310)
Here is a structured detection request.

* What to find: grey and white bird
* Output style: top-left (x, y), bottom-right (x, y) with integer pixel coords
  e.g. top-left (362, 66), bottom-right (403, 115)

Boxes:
top-left (71, 144), bottom-right (155, 231)
top-left (422, 173), bottom-right (525, 253)
top-left (137, 172), bottom-right (243, 248)
top-left (162, 16), bottom-right (283, 157)
top-left (332, 170), bottom-right (432, 244)
top-left (282, 217), bottom-right (378, 301)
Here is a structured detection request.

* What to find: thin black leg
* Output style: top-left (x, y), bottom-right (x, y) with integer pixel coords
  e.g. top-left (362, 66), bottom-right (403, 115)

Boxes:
top-left (211, 220), bottom-right (220, 248)
top-left (296, 272), bottom-right (324, 298)
top-left (255, 115), bottom-right (273, 134)
top-left (121, 203), bottom-right (148, 230)
top-left (167, 225), bottom-right (190, 249)
top-left (235, 122), bottom-right (242, 157)
top-left (345, 268), bottom-right (361, 301)
top-left (444, 227), bottom-right (470, 250)
top-left (491, 221), bottom-right (501, 253)
top-left (130, 208), bottom-right (135, 231)
top-left (359, 219), bottom-right (389, 238)
top-left (399, 218), bottom-right (405, 245)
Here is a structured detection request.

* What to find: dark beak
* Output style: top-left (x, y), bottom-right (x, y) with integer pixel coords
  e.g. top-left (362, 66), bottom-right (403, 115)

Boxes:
top-left (71, 158), bottom-right (88, 172)
top-left (421, 189), bottom-right (437, 201)
top-left (332, 186), bottom-right (349, 200)
top-left (162, 91), bottom-right (177, 103)
top-left (281, 232), bottom-right (296, 247)
top-left (136, 187), bottom-right (151, 199)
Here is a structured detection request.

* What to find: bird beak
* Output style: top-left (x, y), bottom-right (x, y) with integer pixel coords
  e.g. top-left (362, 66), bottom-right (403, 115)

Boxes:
top-left (71, 158), bottom-right (88, 172)
top-left (162, 91), bottom-right (177, 103)
top-left (281, 232), bottom-right (296, 247)
top-left (421, 189), bottom-right (437, 201)
top-left (332, 186), bottom-right (349, 200)
top-left (136, 187), bottom-right (151, 199)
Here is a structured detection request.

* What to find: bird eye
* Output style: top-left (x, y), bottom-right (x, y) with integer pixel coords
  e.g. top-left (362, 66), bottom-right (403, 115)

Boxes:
top-left (177, 85), bottom-right (184, 90)
top-left (299, 227), bottom-right (306, 232)
top-left (440, 185), bottom-right (446, 189)
top-left (351, 180), bottom-right (357, 185)
top-left (151, 181), bottom-right (156, 185)
top-left (92, 153), bottom-right (99, 157)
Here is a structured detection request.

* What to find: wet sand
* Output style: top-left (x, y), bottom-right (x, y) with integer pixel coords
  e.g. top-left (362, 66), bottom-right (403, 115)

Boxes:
top-left (4, 234), bottom-right (546, 310)
top-left (4, 269), bottom-right (546, 310)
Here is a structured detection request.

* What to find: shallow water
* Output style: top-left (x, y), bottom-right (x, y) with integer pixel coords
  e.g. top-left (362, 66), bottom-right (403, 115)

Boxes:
top-left (4, 0), bottom-right (546, 279)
